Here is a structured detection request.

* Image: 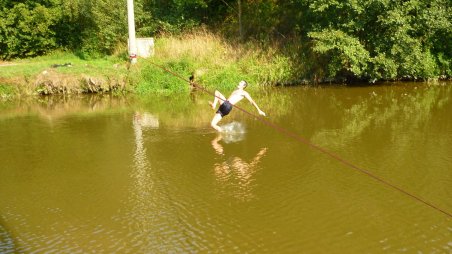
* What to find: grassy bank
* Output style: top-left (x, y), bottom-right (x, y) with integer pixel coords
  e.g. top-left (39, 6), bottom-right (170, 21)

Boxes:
top-left (130, 30), bottom-right (294, 94)
top-left (0, 52), bottom-right (130, 97)
top-left (0, 31), bottom-right (294, 98)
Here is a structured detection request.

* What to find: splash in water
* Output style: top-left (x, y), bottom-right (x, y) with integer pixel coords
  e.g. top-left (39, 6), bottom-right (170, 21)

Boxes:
top-left (220, 122), bottom-right (246, 143)
top-left (220, 121), bottom-right (246, 134)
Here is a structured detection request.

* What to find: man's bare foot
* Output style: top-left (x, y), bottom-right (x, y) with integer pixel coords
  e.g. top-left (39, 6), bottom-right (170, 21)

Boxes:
top-left (209, 101), bottom-right (215, 109)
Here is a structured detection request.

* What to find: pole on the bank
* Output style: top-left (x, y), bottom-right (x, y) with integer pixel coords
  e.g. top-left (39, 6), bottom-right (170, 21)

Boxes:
top-left (127, 0), bottom-right (137, 64)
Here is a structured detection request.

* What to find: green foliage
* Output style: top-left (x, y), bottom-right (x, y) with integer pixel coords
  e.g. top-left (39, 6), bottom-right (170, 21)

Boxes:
top-left (90, 0), bottom-right (127, 54)
top-left (1, 0), bottom-right (451, 82)
top-left (368, 53), bottom-right (398, 81)
top-left (55, 0), bottom-right (127, 57)
top-left (0, 3), bottom-right (58, 59)
top-left (437, 53), bottom-right (452, 77)
top-left (132, 0), bottom-right (210, 35)
top-left (372, 0), bottom-right (445, 80)
top-left (299, 0), bottom-right (451, 81)
top-left (133, 59), bottom-right (192, 95)
top-left (309, 29), bottom-right (370, 79)
top-left (131, 31), bottom-right (294, 94)
top-left (0, 84), bottom-right (14, 98)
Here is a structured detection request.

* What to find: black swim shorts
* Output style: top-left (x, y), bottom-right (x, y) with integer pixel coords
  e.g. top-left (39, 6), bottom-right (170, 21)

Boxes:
top-left (217, 101), bottom-right (233, 117)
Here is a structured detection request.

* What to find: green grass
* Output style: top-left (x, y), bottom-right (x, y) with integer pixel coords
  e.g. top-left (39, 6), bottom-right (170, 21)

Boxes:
top-left (0, 51), bottom-right (126, 78)
top-left (0, 31), bottom-right (297, 97)
top-left (0, 51), bottom-right (130, 96)
top-left (132, 31), bottom-right (294, 95)
top-left (0, 84), bottom-right (14, 98)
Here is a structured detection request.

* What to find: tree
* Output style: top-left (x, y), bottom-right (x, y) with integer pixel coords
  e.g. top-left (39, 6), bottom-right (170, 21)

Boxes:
top-left (0, 3), bottom-right (58, 59)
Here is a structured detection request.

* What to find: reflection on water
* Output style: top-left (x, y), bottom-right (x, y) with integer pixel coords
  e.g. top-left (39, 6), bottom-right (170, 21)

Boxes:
top-left (0, 82), bottom-right (451, 253)
top-left (0, 95), bottom-right (130, 121)
top-left (123, 111), bottom-right (182, 252)
top-left (212, 133), bottom-right (268, 201)
top-left (129, 111), bottom-right (157, 234)
top-left (0, 224), bottom-right (15, 254)
top-left (312, 85), bottom-right (451, 148)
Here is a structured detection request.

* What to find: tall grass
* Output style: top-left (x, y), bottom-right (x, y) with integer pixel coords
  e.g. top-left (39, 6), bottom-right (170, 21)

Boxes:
top-left (0, 84), bottom-right (14, 100)
top-left (132, 30), bottom-right (294, 94)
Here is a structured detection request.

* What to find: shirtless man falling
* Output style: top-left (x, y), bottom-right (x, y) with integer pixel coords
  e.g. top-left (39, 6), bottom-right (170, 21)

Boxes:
top-left (209, 80), bottom-right (266, 132)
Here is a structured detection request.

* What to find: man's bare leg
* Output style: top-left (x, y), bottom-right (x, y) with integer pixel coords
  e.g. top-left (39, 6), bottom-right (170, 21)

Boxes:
top-left (211, 113), bottom-right (223, 132)
top-left (210, 90), bottom-right (227, 109)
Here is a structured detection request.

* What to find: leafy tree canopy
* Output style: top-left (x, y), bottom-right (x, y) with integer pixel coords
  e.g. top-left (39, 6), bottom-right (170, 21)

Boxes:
top-left (0, 0), bottom-right (450, 80)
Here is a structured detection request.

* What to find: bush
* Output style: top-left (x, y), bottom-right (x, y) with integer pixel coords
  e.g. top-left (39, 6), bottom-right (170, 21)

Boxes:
top-left (309, 29), bottom-right (370, 80)
top-left (0, 4), bottom-right (58, 59)
top-left (369, 53), bottom-right (398, 81)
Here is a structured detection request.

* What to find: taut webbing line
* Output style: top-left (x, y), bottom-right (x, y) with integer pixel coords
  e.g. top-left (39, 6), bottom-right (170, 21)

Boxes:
top-left (148, 61), bottom-right (452, 218)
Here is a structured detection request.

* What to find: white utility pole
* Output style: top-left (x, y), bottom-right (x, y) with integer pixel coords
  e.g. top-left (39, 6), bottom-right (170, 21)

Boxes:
top-left (127, 0), bottom-right (137, 64)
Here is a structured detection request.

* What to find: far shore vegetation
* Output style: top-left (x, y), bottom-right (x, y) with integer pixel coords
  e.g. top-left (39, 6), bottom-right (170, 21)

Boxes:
top-left (0, 30), bottom-right (295, 97)
top-left (1, 0), bottom-right (451, 98)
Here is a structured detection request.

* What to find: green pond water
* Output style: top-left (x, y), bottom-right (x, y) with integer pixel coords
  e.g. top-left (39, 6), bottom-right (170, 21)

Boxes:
top-left (0, 82), bottom-right (451, 253)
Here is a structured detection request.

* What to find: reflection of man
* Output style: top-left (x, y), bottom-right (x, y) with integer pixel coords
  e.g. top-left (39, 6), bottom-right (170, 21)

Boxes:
top-left (212, 134), bottom-right (268, 200)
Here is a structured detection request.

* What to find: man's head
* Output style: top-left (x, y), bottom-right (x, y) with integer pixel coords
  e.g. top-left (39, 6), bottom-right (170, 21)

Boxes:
top-left (238, 80), bottom-right (248, 89)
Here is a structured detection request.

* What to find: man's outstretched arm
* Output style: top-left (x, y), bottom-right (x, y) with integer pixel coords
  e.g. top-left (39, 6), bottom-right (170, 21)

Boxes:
top-left (244, 92), bottom-right (266, 116)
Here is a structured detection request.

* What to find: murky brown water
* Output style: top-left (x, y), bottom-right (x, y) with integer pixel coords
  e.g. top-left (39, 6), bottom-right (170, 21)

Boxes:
top-left (1, 82), bottom-right (451, 253)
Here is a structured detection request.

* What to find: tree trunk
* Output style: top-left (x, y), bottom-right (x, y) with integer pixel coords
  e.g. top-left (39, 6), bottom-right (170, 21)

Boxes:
top-left (238, 0), bottom-right (242, 40)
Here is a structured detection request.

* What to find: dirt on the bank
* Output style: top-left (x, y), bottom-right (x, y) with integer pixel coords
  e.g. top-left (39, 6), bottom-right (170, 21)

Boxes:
top-left (0, 63), bottom-right (18, 67)
top-left (1, 69), bottom-right (128, 96)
